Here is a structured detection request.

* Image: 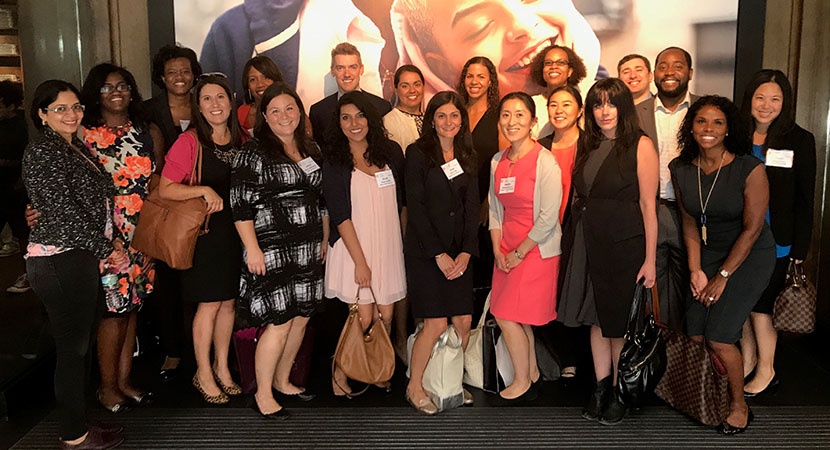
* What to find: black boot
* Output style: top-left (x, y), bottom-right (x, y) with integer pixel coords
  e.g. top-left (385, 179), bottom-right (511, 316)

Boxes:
top-left (598, 388), bottom-right (627, 425)
top-left (582, 376), bottom-right (611, 421)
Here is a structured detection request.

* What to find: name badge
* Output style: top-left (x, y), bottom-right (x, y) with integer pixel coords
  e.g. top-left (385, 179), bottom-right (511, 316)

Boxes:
top-left (441, 159), bottom-right (464, 180)
top-left (499, 176), bottom-right (516, 194)
top-left (179, 119), bottom-right (190, 130)
top-left (375, 169), bottom-right (396, 188)
top-left (297, 157), bottom-right (320, 174)
top-left (765, 149), bottom-right (794, 168)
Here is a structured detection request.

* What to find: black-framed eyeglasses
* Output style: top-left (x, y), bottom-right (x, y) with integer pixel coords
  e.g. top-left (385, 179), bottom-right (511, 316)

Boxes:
top-left (197, 72), bottom-right (228, 81)
top-left (41, 104), bottom-right (85, 114)
top-left (100, 83), bottom-right (131, 94)
top-left (544, 59), bottom-right (570, 68)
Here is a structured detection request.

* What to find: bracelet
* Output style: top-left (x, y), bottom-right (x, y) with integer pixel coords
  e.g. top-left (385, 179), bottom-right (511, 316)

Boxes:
top-left (514, 249), bottom-right (524, 260)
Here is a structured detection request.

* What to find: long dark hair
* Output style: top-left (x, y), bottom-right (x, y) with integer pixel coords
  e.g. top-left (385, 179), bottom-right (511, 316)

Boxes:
top-left (456, 56), bottom-right (499, 110)
top-left (415, 91), bottom-right (476, 174)
top-left (191, 74), bottom-right (242, 149)
top-left (80, 63), bottom-right (148, 130)
top-left (253, 83), bottom-right (318, 161)
top-left (241, 56), bottom-right (285, 104)
top-left (324, 91), bottom-right (397, 169)
top-left (151, 44), bottom-right (202, 91)
top-left (30, 80), bottom-right (81, 131)
top-left (739, 69), bottom-right (795, 153)
top-left (678, 95), bottom-right (750, 162)
top-left (530, 45), bottom-right (588, 88)
top-left (576, 78), bottom-right (641, 170)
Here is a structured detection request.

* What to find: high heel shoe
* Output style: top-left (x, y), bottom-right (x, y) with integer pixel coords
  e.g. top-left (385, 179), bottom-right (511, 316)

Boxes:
top-left (213, 372), bottom-right (242, 396)
top-left (96, 390), bottom-right (130, 413)
top-left (127, 391), bottom-right (154, 405)
top-left (192, 374), bottom-right (229, 404)
top-left (717, 409), bottom-right (754, 435)
top-left (499, 380), bottom-right (539, 403)
top-left (744, 375), bottom-right (779, 398)
top-left (332, 378), bottom-right (353, 398)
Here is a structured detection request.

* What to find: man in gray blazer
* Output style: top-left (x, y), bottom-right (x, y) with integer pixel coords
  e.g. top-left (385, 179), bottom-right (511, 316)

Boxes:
top-left (635, 47), bottom-right (699, 330)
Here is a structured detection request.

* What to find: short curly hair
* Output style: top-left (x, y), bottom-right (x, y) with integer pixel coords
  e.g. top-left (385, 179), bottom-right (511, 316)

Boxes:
top-left (530, 45), bottom-right (587, 89)
top-left (151, 44), bottom-right (202, 91)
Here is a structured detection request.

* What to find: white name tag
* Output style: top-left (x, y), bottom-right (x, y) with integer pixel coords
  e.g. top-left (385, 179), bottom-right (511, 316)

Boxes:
top-left (375, 169), bottom-right (396, 188)
top-left (297, 157), bottom-right (320, 174)
top-left (179, 119), bottom-right (190, 130)
top-left (441, 159), bottom-right (464, 180)
top-left (765, 149), bottom-right (794, 168)
top-left (499, 176), bottom-right (516, 194)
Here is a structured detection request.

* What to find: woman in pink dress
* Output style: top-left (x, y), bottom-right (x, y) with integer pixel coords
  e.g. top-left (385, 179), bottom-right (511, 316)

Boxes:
top-left (322, 91), bottom-right (407, 397)
top-left (489, 92), bottom-right (562, 400)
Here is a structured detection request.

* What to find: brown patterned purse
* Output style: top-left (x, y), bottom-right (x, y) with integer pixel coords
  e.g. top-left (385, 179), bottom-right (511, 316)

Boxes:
top-left (773, 260), bottom-right (817, 334)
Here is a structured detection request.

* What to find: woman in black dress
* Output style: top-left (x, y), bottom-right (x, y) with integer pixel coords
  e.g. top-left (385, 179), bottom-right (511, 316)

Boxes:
top-left (231, 83), bottom-right (327, 418)
top-left (670, 96), bottom-right (775, 434)
top-left (405, 91), bottom-right (478, 414)
top-left (160, 74), bottom-right (243, 404)
top-left (557, 78), bottom-right (658, 425)
top-left (456, 57), bottom-right (507, 292)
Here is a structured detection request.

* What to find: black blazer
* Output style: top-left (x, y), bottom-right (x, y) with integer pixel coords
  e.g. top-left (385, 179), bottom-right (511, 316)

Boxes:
top-left (635, 93), bottom-right (700, 149)
top-left (309, 91), bottom-right (392, 147)
top-left (403, 142), bottom-right (479, 259)
top-left (144, 92), bottom-right (183, 154)
top-left (321, 141), bottom-right (405, 246)
top-left (763, 124), bottom-right (816, 259)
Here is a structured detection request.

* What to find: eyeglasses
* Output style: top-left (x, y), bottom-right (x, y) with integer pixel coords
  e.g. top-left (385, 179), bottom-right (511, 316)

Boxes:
top-left (197, 72), bottom-right (228, 81)
top-left (544, 59), bottom-right (570, 68)
top-left (41, 104), bottom-right (85, 114)
top-left (100, 83), bottom-right (131, 94)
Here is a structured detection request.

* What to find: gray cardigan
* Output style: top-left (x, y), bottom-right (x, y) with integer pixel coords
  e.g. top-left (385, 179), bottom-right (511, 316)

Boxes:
top-left (488, 144), bottom-right (562, 258)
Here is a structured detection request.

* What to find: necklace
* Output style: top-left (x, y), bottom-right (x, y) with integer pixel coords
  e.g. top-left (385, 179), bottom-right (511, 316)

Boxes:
top-left (696, 150), bottom-right (726, 245)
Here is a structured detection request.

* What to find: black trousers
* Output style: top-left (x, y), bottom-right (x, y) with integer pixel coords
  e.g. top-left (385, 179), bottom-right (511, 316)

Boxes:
top-left (27, 249), bottom-right (103, 441)
top-left (655, 202), bottom-right (690, 330)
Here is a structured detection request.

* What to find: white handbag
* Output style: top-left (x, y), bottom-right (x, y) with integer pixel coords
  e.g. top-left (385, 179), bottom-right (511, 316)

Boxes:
top-left (407, 323), bottom-right (465, 411)
top-left (462, 293), bottom-right (489, 389)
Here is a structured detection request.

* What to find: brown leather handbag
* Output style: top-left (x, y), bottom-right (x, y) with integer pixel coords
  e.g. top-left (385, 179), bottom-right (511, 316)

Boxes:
top-left (332, 287), bottom-right (396, 397)
top-left (132, 131), bottom-right (210, 270)
top-left (773, 260), bottom-right (817, 334)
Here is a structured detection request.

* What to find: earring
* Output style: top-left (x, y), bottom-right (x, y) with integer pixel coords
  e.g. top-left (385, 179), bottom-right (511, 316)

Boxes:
top-left (42, 119), bottom-right (47, 126)
top-left (248, 89), bottom-right (252, 99)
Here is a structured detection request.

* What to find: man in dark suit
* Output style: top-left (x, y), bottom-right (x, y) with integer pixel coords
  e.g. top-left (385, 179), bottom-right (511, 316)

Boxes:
top-left (635, 47), bottom-right (699, 330)
top-left (309, 42), bottom-right (392, 146)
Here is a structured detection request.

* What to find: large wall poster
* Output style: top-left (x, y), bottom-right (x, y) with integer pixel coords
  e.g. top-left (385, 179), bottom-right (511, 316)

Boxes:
top-left (173, 0), bottom-right (738, 108)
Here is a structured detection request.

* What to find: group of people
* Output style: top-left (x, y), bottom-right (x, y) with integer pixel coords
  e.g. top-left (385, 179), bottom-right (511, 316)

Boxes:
top-left (20, 37), bottom-right (815, 449)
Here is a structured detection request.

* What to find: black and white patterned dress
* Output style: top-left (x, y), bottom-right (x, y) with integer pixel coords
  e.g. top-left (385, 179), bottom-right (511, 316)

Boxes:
top-left (230, 139), bottom-right (326, 326)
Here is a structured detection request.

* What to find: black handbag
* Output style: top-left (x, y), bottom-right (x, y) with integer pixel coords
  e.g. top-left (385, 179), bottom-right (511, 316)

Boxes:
top-left (617, 282), bottom-right (666, 407)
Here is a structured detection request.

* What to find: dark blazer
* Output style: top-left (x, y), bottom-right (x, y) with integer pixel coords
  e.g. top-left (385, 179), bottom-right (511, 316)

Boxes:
top-left (144, 93), bottom-right (182, 154)
top-left (404, 142), bottom-right (479, 259)
top-left (309, 91), bottom-right (392, 147)
top-left (322, 141), bottom-right (405, 246)
top-left (763, 124), bottom-right (816, 259)
top-left (636, 93), bottom-right (700, 147)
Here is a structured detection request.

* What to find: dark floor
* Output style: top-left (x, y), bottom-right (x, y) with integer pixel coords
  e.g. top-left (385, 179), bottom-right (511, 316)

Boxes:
top-left (1, 251), bottom-right (830, 448)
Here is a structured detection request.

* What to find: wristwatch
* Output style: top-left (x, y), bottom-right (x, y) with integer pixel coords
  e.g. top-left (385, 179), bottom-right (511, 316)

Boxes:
top-left (718, 268), bottom-right (730, 279)
top-left (514, 249), bottom-right (524, 260)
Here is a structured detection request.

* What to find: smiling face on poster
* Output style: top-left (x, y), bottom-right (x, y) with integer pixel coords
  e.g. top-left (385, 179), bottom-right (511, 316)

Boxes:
top-left (182, 0), bottom-right (738, 108)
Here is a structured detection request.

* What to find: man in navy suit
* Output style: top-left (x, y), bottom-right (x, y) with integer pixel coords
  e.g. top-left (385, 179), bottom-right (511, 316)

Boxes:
top-left (308, 42), bottom-right (392, 147)
top-left (636, 47), bottom-right (700, 330)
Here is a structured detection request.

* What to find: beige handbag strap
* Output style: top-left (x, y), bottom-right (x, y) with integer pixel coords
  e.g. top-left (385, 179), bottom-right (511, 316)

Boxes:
top-left (352, 286), bottom-right (386, 322)
top-left (475, 291), bottom-right (492, 329)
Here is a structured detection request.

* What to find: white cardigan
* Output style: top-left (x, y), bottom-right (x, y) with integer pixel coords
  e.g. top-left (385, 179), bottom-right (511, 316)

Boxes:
top-left (488, 144), bottom-right (563, 258)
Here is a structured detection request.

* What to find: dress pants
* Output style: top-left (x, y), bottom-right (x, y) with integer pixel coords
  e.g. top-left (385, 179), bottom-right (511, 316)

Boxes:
top-left (27, 249), bottom-right (103, 441)
top-left (655, 202), bottom-right (690, 330)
